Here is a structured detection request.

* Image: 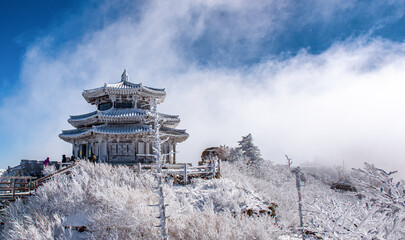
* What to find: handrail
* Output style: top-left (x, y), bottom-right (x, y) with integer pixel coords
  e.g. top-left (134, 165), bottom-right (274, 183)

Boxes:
top-left (0, 163), bottom-right (77, 203)
top-left (35, 162), bottom-right (76, 185)
top-left (0, 176), bottom-right (37, 179)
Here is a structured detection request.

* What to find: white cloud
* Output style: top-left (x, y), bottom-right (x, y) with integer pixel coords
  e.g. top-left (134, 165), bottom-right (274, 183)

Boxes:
top-left (167, 39), bottom-right (405, 177)
top-left (1, 0), bottom-right (405, 179)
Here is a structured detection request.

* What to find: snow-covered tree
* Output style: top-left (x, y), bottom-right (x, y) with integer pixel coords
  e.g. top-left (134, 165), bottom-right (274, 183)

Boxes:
top-left (237, 134), bottom-right (263, 166)
top-left (42, 164), bottom-right (57, 176)
top-left (220, 145), bottom-right (244, 163)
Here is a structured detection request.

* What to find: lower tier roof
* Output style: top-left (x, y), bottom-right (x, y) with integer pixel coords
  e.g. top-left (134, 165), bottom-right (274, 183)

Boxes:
top-left (59, 124), bottom-right (188, 143)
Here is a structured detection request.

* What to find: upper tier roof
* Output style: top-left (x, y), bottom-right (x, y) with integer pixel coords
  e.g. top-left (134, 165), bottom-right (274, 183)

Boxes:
top-left (82, 70), bottom-right (166, 104)
top-left (68, 108), bottom-right (180, 128)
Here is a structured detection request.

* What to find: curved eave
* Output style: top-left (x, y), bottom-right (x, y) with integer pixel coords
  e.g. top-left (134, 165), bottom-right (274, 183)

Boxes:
top-left (68, 109), bottom-right (148, 128)
top-left (158, 113), bottom-right (179, 119)
top-left (59, 125), bottom-right (188, 143)
top-left (160, 127), bottom-right (189, 143)
top-left (82, 82), bottom-right (166, 104)
top-left (59, 128), bottom-right (93, 141)
top-left (159, 113), bottom-right (180, 128)
top-left (162, 122), bottom-right (179, 128)
top-left (70, 111), bottom-right (98, 120)
top-left (59, 124), bottom-right (152, 142)
top-left (161, 120), bottom-right (180, 128)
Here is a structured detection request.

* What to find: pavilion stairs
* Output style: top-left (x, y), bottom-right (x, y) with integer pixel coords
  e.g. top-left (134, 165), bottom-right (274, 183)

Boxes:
top-left (0, 163), bottom-right (76, 214)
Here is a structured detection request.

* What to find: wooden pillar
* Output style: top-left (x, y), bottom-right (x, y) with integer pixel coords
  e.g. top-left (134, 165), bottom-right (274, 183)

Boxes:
top-left (146, 142), bottom-right (150, 155)
top-left (90, 142), bottom-right (95, 157)
top-left (132, 141), bottom-right (136, 162)
top-left (169, 143), bottom-right (174, 164)
top-left (138, 142), bottom-right (145, 154)
top-left (163, 143), bottom-right (167, 163)
top-left (173, 143), bottom-right (176, 164)
top-left (94, 142), bottom-right (98, 157)
top-left (73, 144), bottom-right (79, 158)
top-left (183, 163), bottom-right (188, 185)
top-left (105, 140), bottom-right (108, 162)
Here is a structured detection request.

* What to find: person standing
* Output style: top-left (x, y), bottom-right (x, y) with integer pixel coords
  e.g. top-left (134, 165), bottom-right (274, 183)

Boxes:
top-left (44, 157), bottom-right (50, 166)
top-left (91, 153), bottom-right (97, 163)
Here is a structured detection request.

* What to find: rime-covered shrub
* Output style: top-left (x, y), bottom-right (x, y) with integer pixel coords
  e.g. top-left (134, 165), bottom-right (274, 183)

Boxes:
top-left (1, 161), bottom-right (288, 239)
top-left (1, 160), bottom-right (403, 239)
top-left (304, 163), bottom-right (405, 239)
top-left (1, 162), bottom-right (158, 239)
top-left (42, 165), bottom-right (57, 176)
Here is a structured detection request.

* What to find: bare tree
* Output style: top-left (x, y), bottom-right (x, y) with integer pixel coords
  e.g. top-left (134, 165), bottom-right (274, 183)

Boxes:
top-left (285, 154), bottom-right (293, 168)
top-left (292, 167), bottom-right (305, 240)
top-left (151, 99), bottom-right (168, 240)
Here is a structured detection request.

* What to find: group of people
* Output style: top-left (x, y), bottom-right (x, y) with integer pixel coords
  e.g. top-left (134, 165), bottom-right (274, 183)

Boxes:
top-left (61, 154), bottom-right (76, 163)
top-left (44, 153), bottom-right (97, 166)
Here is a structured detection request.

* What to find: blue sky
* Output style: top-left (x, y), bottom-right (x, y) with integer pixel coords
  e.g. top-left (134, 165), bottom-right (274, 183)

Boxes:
top-left (1, 1), bottom-right (76, 97)
top-left (1, 0), bottom-right (405, 176)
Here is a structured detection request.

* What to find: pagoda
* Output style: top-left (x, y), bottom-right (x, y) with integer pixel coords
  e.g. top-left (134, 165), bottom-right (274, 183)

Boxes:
top-left (59, 70), bottom-right (188, 164)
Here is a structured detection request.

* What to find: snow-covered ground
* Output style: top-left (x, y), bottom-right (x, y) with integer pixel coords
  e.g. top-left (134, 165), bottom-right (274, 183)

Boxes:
top-left (0, 160), bottom-right (404, 239)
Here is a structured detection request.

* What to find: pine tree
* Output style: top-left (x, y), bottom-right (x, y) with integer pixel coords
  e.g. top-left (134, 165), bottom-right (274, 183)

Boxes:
top-left (237, 133), bottom-right (263, 166)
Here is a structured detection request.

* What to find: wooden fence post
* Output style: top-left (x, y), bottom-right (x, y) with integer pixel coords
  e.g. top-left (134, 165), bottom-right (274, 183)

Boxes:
top-left (212, 159), bottom-right (217, 176)
top-left (12, 178), bottom-right (16, 198)
top-left (183, 163), bottom-right (188, 185)
top-left (28, 178), bottom-right (32, 195)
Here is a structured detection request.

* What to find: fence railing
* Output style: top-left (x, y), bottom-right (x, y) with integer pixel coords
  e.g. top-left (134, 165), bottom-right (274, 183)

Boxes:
top-left (0, 159), bottom-right (220, 202)
top-left (0, 176), bottom-right (37, 200)
top-left (131, 159), bottom-right (221, 184)
top-left (0, 163), bottom-right (76, 203)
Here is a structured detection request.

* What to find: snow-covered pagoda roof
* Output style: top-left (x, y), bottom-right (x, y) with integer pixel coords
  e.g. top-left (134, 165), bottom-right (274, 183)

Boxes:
top-left (82, 70), bottom-right (166, 104)
top-left (68, 108), bottom-right (180, 128)
top-left (59, 124), bottom-right (188, 142)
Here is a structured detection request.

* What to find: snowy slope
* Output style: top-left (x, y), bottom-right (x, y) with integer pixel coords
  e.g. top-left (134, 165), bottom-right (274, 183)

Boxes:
top-left (1, 161), bottom-right (403, 239)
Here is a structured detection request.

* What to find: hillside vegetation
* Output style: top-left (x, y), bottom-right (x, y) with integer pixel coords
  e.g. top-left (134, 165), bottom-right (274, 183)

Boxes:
top-left (1, 159), bottom-right (404, 239)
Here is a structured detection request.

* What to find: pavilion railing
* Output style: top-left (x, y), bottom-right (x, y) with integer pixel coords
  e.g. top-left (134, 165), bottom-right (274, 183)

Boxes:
top-left (130, 159), bottom-right (221, 184)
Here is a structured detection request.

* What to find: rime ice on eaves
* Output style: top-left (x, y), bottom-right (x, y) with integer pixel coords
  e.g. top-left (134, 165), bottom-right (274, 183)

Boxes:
top-left (59, 70), bottom-right (188, 164)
